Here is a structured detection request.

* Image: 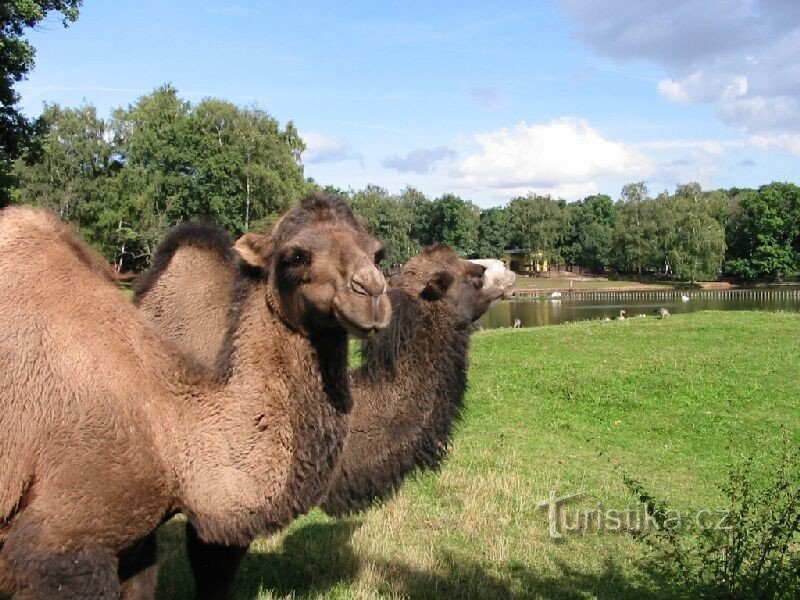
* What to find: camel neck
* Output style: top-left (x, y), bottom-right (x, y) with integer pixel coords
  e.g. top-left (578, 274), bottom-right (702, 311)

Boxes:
top-left (175, 276), bottom-right (352, 545)
top-left (355, 290), bottom-right (469, 388)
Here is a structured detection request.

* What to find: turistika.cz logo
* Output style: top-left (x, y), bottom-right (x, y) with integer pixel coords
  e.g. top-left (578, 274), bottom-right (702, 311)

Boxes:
top-left (536, 490), bottom-right (732, 539)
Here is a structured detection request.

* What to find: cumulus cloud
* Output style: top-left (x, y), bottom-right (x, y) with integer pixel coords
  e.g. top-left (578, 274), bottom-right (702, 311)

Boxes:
top-left (301, 132), bottom-right (362, 165)
top-left (382, 146), bottom-right (457, 174)
top-left (454, 118), bottom-right (651, 198)
top-left (559, 0), bottom-right (800, 133)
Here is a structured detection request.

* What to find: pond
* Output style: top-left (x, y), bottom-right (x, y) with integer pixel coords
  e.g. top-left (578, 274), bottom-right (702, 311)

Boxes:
top-left (479, 288), bottom-right (800, 329)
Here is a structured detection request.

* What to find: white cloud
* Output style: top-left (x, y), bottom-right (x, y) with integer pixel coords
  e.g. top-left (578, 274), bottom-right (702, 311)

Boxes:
top-left (454, 118), bottom-right (652, 199)
top-left (749, 133), bottom-right (800, 154)
top-left (657, 71), bottom-right (748, 105)
top-left (560, 0), bottom-right (800, 133)
top-left (300, 132), bottom-right (362, 165)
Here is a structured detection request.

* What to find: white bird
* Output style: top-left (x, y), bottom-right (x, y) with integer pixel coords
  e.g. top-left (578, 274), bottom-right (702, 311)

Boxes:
top-left (657, 307), bottom-right (670, 319)
top-left (616, 310), bottom-right (627, 321)
top-left (513, 318), bottom-right (522, 328)
top-left (550, 291), bottom-right (562, 298)
top-left (681, 294), bottom-right (690, 302)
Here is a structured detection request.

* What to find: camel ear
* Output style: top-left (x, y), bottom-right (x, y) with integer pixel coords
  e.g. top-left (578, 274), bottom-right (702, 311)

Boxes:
top-left (421, 271), bottom-right (455, 301)
top-left (233, 233), bottom-right (271, 269)
top-left (465, 262), bottom-right (486, 289)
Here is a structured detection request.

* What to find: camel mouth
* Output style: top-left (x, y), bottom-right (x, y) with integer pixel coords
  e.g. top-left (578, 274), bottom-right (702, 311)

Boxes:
top-left (333, 297), bottom-right (391, 339)
top-left (335, 309), bottom-right (384, 338)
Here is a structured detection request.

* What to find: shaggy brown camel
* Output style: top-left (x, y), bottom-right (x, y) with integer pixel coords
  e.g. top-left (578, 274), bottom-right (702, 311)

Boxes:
top-left (0, 194), bottom-right (391, 599)
top-left (130, 231), bottom-right (502, 598)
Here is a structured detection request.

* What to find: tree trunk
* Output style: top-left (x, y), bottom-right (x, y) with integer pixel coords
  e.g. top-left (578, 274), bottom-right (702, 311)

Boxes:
top-left (245, 176), bottom-right (251, 232)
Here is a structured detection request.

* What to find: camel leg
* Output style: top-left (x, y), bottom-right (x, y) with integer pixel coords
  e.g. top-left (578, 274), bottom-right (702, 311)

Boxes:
top-left (119, 533), bottom-right (159, 600)
top-left (3, 517), bottom-right (119, 599)
top-left (186, 522), bottom-right (248, 600)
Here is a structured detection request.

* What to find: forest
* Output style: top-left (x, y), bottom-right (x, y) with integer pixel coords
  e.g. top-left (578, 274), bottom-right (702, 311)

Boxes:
top-left (3, 85), bottom-right (798, 282)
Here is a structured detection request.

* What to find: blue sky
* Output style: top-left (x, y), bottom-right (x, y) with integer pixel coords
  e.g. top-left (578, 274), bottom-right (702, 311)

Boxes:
top-left (17, 0), bottom-right (800, 207)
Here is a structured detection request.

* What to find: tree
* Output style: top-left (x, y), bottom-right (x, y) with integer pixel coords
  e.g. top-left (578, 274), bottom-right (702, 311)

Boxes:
top-left (423, 193), bottom-right (480, 256)
top-left (398, 186), bottom-right (432, 249)
top-left (507, 194), bottom-right (567, 263)
top-left (568, 194), bottom-right (615, 273)
top-left (475, 207), bottom-right (511, 258)
top-left (191, 100), bottom-right (306, 233)
top-left (669, 184), bottom-right (726, 282)
top-left (725, 183), bottom-right (800, 280)
top-left (612, 182), bottom-right (653, 275)
top-left (12, 103), bottom-right (114, 220)
top-left (1, 1), bottom-right (81, 205)
top-left (349, 185), bottom-right (417, 268)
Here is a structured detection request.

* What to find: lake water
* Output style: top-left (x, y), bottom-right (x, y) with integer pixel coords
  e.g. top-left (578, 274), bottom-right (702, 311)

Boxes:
top-left (479, 289), bottom-right (800, 329)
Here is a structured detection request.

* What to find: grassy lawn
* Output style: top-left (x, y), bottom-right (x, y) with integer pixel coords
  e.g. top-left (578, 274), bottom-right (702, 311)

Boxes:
top-left (155, 311), bottom-right (800, 599)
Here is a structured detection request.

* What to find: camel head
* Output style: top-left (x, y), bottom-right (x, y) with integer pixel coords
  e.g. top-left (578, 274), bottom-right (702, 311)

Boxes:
top-left (395, 244), bottom-right (504, 325)
top-left (234, 194), bottom-right (392, 338)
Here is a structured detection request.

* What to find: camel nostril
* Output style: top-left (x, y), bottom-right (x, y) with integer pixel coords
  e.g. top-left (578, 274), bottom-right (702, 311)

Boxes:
top-left (351, 268), bottom-right (387, 298)
top-left (351, 278), bottom-right (369, 296)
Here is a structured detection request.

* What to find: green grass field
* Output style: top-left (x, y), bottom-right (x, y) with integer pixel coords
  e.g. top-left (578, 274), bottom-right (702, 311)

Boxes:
top-left (155, 311), bottom-right (800, 599)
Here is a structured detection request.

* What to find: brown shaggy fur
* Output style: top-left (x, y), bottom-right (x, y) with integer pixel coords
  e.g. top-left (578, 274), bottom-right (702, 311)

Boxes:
top-left (0, 194), bottom-right (390, 598)
top-left (131, 235), bottom-right (501, 598)
top-left (322, 244), bottom-right (503, 515)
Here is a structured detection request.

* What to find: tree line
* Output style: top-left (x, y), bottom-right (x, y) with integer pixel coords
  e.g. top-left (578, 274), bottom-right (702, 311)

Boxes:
top-left (11, 86), bottom-right (307, 270)
top-left (5, 86), bottom-right (800, 281)
top-left (335, 181), bottom-right (800, 282)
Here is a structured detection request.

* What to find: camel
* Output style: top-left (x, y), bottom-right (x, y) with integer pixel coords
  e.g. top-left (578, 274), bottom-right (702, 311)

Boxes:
top-left (0, 194), bottom-right (391, 598)
top-left (468, 258), bottom-right (515, 297)
top-left (129, 231), bottom-right (503, 598)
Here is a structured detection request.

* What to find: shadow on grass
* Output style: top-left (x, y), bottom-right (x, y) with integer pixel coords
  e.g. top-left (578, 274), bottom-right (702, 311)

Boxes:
top-left (155, 518), bottom-right (684, 599)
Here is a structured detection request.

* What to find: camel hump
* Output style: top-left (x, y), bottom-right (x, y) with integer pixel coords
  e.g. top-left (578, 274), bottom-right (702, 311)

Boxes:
top-left (0, 206), bottom-right (117, 284)
top-left (134, 222), bottom-right (234, 302)
top-left (0, 205), bottom-right (65, 240)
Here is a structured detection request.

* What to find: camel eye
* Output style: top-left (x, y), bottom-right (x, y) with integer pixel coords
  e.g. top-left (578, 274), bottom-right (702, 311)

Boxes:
top-left (374, 247), bottom-right (385, 265)
top-left (282, 248), bottom-right (311, 267)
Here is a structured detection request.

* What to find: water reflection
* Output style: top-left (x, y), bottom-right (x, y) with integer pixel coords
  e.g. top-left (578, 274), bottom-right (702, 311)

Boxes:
top-left (480, 293), bottom-right (800, 329)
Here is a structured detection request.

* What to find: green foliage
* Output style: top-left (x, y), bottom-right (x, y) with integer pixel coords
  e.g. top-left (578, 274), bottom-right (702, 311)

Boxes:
top-left (669, 186), bottom-right (726, 281)
top-left (422, 193), bottom-right (480, 256)
top-left (724, 183), bottom-right (800, 280)
top-left (11, 86), bottom-right (306, 269)
top-left (625, 436), bottom-right (800, 599)
top-left (476, 207), bottom-right (511, 258)
top-left (567, 194), bottom-right (616, 273)
top-left (0, 0), bottom-right (81, 205)
top-left (507, 193), bottom-right (569, 262)
top-left (349, 185), bottom-right (418, 267)
top-left (612, 182), bottom-right (654, 274)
